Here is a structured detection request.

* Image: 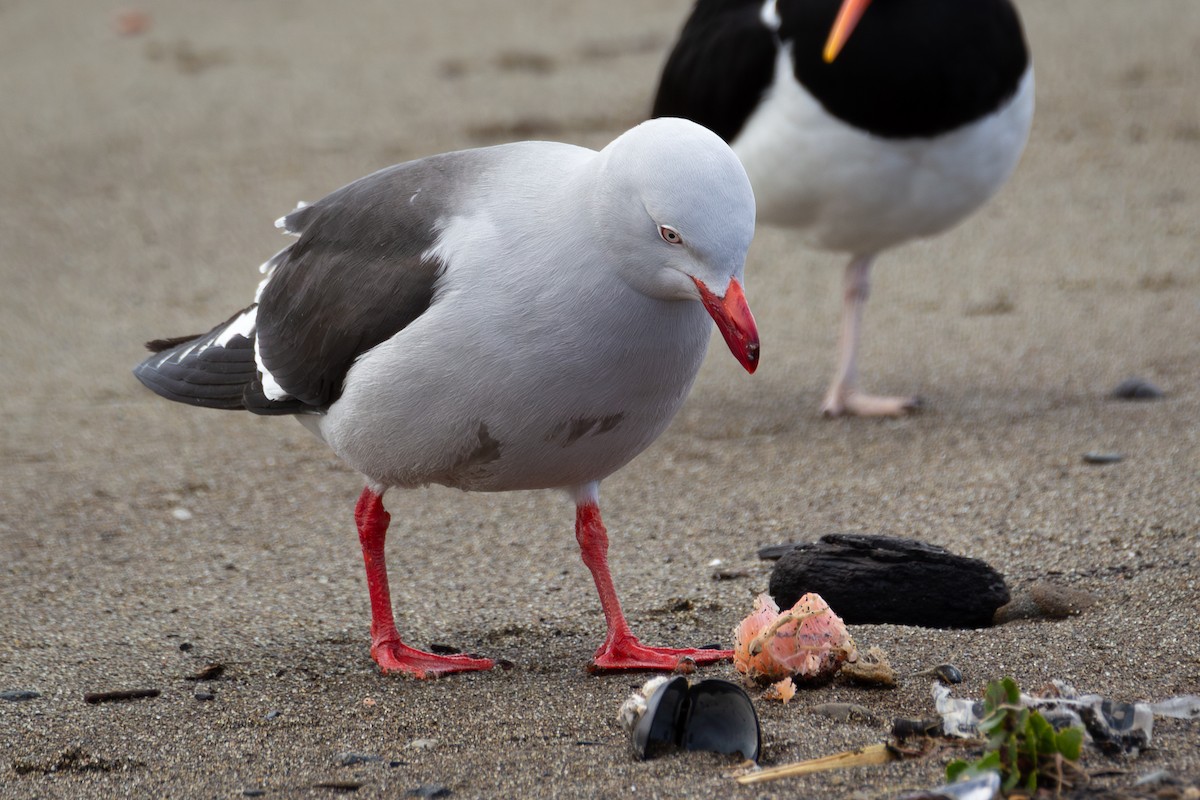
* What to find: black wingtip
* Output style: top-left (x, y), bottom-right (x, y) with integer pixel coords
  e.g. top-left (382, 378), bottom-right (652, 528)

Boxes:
top-left (133, 311), bottom-right (259, 411)
top-left (145, 334), bottom-right (205, 353)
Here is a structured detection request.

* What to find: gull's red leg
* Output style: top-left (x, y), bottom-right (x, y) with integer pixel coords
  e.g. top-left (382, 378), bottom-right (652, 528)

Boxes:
top-left (574, 498), bottom-right (732, 672)
top-left (355, 487), bottom-right (493, 678)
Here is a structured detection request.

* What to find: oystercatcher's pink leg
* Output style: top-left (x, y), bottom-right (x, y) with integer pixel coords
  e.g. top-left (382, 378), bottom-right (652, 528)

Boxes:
top-left (574, 492), bottom-right (732, 672)
top-left (355, 487), bottom-right (493, 678)
top-left (821, 255), bottom-right (923, 418)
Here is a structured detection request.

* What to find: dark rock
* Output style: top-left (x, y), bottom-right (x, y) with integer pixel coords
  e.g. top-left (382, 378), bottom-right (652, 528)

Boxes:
top-left (768, 534), bottom-right (1009, 628)
top-left (242, 790), bottom-right (266, 798)
top-left (757, 542), bottom-right (800, 560)
top-left (1, 690), bottom-right (42, 702)
top-left (193, 691), bottom-right (215, 701)
top-left (265, 710), bottom-right (282, 720)
top-left (1110, 377), bottom-right (1164, 401)
top-left (407, 785), bottom-right (452, 798)
top-left (1083, 451), bottom-right (1123, 464)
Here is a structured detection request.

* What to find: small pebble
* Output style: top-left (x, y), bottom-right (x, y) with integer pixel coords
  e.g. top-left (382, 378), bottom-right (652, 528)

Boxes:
top-left (1029, 581), bottom-right (1098, 618)
top-left (0, 690), bottom-right (42, 702)
top-left (242, 790), bottom-right (266, 798)
top-left (408, 785), bottom-right (452, 798)
top-left (83, 688), bottom-right (160, 704)
top-left (711, 568), bottom-right (749, 580)
top-left (1082, 452), bottom-right (1123, 464)
top-left (1110, 377), bottom-right (1164, 401)
top-left (337, 753), bottom-right (382, 767)
top-left (265, 710), bottom-right (282, 720)
top-left (802, 702), bottom-right (877, 724)
top-left (178, 642), bottom-right (193, 652)
top-left (993, 580), bottom-right (1098, 623)
top-left (407, 738), bottom-right (438, 750)
top-left (186, 663), bottom-right (225, 681)
top-left (171, 507), bottom-right (193, 521)
top-left (194, 691), bottom-right (215, 701)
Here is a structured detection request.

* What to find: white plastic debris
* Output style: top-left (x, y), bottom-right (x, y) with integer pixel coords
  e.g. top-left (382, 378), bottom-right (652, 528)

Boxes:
top-left (932, 681), bottom-right (1199, 756)
top-left (897, 771), bottom-right (1001, 800)
top-left (1145, 695), bottom-right (1200, 720)
top-left (933, 682), bottom-right (984, 738)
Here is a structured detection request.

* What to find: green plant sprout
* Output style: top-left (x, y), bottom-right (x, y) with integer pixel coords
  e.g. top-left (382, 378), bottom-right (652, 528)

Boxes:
top-left (946, 677), bottom-right (1085, 796)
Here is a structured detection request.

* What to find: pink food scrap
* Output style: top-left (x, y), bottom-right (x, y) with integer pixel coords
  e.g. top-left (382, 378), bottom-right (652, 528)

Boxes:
top-left (733, 593), bottom-right (857, 684)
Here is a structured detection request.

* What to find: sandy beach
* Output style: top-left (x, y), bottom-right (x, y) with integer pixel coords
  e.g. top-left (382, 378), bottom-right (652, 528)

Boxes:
top-left (1, 1), bottom-right (1197, 797)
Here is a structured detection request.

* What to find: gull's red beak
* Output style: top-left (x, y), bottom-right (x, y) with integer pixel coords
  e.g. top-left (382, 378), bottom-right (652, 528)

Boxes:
top-left (693, 277), bottom-right (760, 374)
top-left (823, 0), bottom-right (872, 63)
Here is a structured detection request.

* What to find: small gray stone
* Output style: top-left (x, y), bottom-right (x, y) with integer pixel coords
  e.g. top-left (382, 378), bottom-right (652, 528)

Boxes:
top-left (1083, 451), bottom-right (1123, 464)
top-left (194, 691), bottom-right (215, 701)
top-left (407, 785), bottom-right (452, 798)
top-left (1, 690), bottom-right (41, 702)
top-left (994, 580), bottom-right (1098, 624)
top-left (915, 663), bottom-right (964, 684)
top-left (1110, 377), bottom-right (1164, 401)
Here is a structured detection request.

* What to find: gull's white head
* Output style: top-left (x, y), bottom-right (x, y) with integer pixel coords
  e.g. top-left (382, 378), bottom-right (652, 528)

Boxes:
top-left (594, 117), bottom-right (759, 373)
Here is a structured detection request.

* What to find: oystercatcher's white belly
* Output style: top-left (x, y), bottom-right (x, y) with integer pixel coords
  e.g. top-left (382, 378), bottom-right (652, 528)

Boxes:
top-left (734, 52), bottom-right (1034, 256)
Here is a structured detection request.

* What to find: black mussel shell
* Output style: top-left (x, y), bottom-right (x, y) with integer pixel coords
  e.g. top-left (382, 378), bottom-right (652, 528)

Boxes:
top-left (632, 676), bottom-right (689, 760)
top-left (681, 680), bottom-right (760, 762)
top-left (632, 677), bottom-right (760, 763)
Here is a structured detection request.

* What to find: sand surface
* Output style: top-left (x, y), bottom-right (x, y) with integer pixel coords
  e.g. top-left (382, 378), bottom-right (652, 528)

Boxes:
top-left (1, 1), bottom-right (1197, 797)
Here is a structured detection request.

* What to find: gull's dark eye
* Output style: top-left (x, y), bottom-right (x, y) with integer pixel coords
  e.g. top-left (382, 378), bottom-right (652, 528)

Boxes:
top-left (659, 225), bottom-right (683, 245)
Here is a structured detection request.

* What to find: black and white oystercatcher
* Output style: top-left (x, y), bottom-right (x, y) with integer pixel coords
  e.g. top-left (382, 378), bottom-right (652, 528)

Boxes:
top-left (134, 118), bottom-right (760, 678)
top-left (653, 0), bottom-right (1033, 416)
